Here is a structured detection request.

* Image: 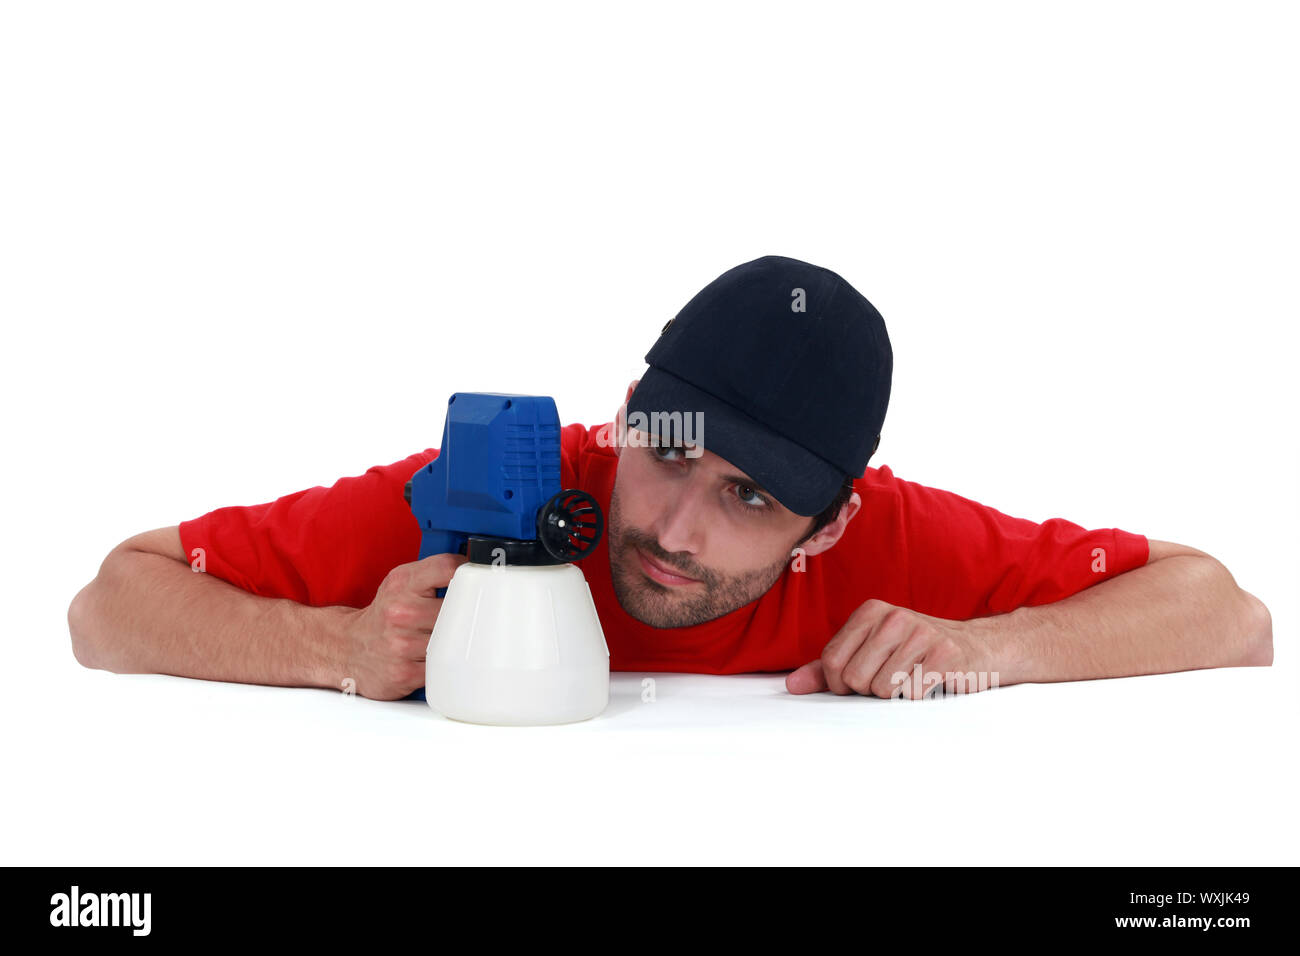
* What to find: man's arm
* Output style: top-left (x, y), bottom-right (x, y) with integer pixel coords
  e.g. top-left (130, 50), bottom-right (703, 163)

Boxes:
top-left (987, 538), bottom-right (1272, 685)
top-left (67, 526), bottom-right (467, 699)
top-left (788, 539), bottom-right (1272, 696)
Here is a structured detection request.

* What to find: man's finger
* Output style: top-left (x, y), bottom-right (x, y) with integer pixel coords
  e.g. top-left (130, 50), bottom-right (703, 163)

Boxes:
top-left (408, 552), bottom-right (470, 595)
top-left (819, 606), bottom-right (886, 695)
top-left (872, 630), bottom-right (932, 699)
top-left (393, 628), bottom-right (435, 659)
top-left (786, 660), bottom-right (827, 695)
top-left (827, 607), bottom-right (910, 695)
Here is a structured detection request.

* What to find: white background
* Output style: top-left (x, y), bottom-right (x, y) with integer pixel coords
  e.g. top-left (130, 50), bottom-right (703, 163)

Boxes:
top-left (2, 1), bottom-right (1295, 865)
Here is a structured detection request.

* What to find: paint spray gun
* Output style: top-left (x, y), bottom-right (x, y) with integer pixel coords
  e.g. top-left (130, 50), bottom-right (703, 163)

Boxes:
top-left (404, 393), bottom-right (609, 725)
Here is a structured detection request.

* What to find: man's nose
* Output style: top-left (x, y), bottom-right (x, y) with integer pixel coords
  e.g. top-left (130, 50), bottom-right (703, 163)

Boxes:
top-left (651, 480), bottom-right (707, 558)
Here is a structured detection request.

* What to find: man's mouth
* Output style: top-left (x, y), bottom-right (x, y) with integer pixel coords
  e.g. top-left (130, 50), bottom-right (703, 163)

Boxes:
top-left (634, 546), bottom-right (700, 586)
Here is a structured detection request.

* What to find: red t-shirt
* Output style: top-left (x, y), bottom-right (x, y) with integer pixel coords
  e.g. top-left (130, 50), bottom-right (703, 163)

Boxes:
top-left (178, 422), bottom-right (1149, 674)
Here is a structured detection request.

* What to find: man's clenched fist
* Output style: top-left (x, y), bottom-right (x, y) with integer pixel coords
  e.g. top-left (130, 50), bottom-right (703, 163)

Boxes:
top-left (786, 598), bottom-right (999, 699)
top-left (342, 552), bottom-right (469, 700)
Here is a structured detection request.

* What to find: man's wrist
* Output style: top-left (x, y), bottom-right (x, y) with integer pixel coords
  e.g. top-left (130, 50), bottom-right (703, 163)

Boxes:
top-left (963, 605), bottom-right (1032, 688)
top-left (294, 603), bottom-right (355, 692)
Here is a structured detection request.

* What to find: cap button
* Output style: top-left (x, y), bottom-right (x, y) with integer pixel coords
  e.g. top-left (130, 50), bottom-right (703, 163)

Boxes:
top-left (660, 318), bottom-right (673, 335)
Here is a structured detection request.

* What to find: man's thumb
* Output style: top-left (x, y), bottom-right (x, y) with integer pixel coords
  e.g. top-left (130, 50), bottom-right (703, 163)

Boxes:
top-left (785, 659), bottom-right (828, 695)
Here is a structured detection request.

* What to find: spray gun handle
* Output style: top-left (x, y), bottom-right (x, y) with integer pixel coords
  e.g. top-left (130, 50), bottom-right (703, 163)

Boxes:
top-left (416, 528), bottom-right (468, 599)
top-left (404, 529), bottom-right (466, 701)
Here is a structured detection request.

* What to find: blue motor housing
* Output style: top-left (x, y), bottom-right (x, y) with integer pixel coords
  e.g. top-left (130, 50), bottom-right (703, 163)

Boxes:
top-left (407, 393), bottom-right (564, 566)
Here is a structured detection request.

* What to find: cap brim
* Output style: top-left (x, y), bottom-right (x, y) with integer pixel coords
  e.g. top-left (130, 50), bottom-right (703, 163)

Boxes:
top-left (626, 367), bottom-right (846, 517)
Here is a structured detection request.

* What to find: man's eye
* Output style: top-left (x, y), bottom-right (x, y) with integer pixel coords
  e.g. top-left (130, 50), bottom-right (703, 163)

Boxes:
top-left (651, 445), bottom-right (770, 513)
top-left (734, 484), bottom-right (771, 511)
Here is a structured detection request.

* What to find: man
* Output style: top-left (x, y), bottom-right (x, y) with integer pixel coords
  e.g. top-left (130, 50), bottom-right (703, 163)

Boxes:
top-left (67, 256), bottom-right (1273, 701)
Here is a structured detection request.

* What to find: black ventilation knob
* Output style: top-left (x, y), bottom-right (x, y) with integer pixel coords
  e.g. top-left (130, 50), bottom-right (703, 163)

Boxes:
top-left (536, 489), bottom-right (604, 562)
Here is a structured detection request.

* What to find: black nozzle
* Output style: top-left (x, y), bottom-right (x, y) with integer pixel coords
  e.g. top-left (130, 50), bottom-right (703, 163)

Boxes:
top-left (536, 489), bottom-right (604, 562)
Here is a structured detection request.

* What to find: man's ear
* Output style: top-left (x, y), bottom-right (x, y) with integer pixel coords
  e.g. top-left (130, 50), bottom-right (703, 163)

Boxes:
top-left (613, 378), bottom-right (641, 459)
top-left (798, 491), bottom-right (862, 558)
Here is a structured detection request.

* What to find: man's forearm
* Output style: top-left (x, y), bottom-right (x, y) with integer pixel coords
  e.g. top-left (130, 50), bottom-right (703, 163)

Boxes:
top-left (977, 555), bottom-right (1272, 685)
top-left (69, 547), bottom-right (352, 691)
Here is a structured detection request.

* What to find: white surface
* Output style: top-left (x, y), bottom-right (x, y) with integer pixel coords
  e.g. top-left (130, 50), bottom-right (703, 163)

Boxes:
top-left (2, 1), bottom-right (1296, 864)
top-left (6, 664), bottom-right (1295, 865)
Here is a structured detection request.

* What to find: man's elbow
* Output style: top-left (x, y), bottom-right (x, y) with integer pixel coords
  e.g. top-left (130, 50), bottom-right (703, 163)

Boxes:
top-left (67, 580), bottom-right (103, 670)
top-left (1239, 590), bottom-right (1273, 667)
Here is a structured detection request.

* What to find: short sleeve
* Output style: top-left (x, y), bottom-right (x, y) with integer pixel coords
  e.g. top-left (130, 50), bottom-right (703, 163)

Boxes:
top-left (858, 468), bottom-right (1149, 620)
top-left (178, 449), bottom-right (437, 609)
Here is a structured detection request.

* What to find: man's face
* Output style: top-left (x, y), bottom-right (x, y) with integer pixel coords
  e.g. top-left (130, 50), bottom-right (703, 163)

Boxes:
top-left (607, 424), bottom-right (817, 629)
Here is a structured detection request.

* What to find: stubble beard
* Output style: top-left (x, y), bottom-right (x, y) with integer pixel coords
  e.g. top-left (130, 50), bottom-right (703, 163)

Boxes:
top-left (606, 485), bottom-right (794, 629)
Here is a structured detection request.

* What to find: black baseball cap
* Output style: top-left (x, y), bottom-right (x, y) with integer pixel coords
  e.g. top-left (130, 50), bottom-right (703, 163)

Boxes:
top-left (626, 255), bottom-right (892, 517)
